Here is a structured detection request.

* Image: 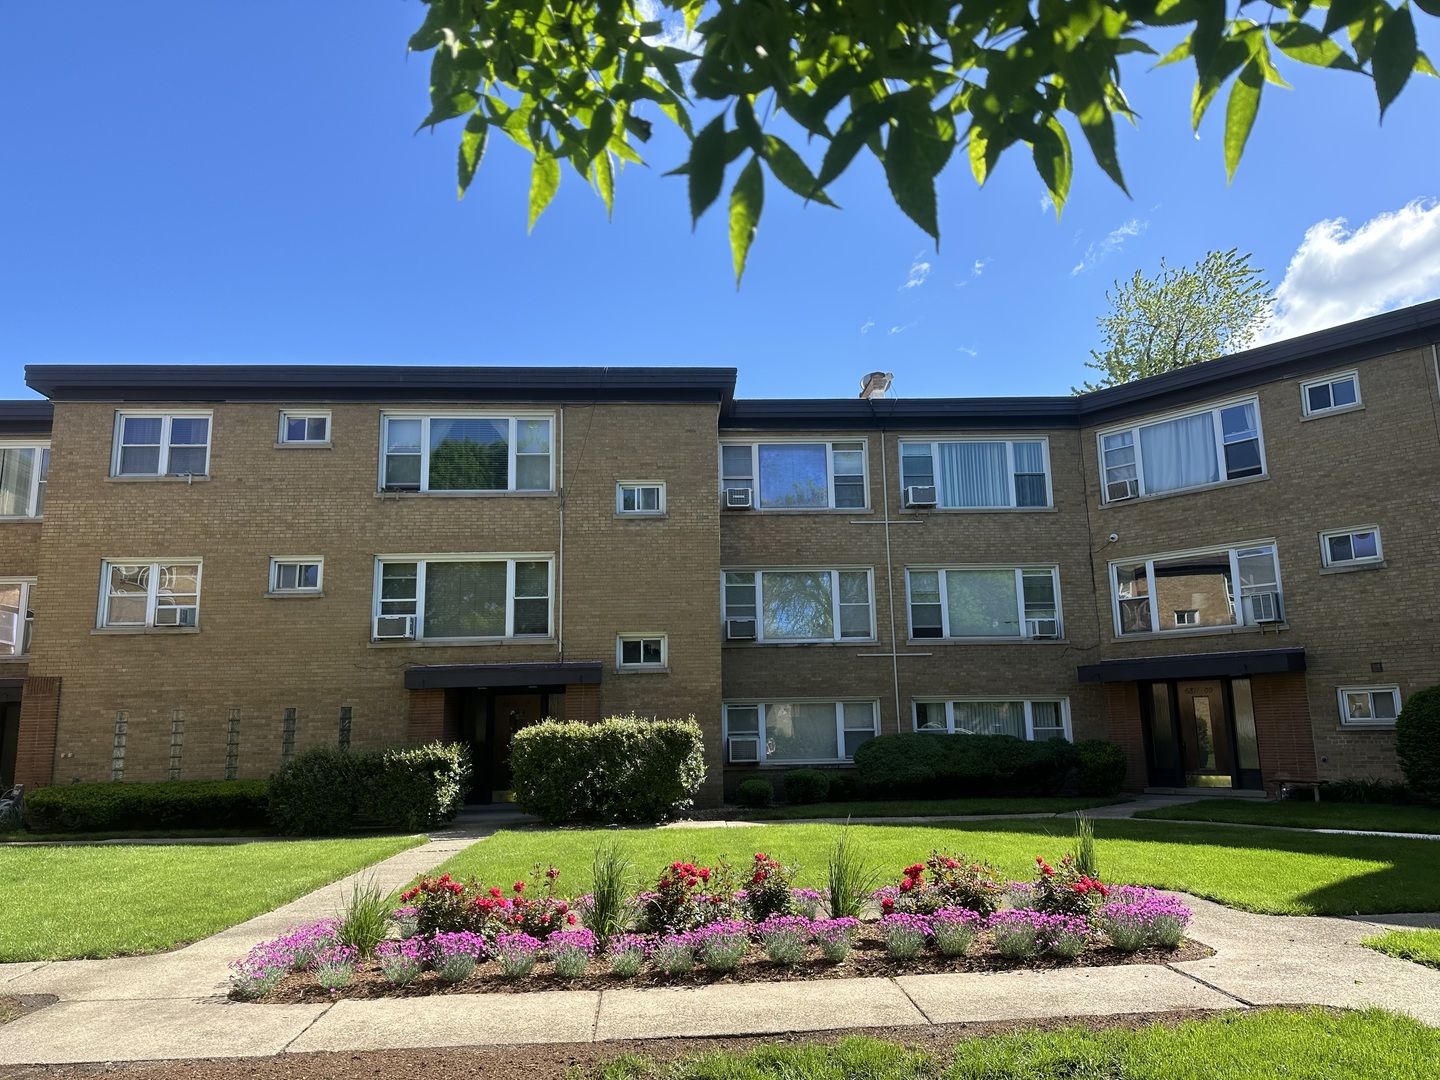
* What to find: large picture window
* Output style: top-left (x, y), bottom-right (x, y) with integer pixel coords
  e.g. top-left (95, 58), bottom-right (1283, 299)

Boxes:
top-left (906, 567), bottom-right (1061, 640)
top-left (722, 569), bottom-right (874, 642)
top-left (1111, 543), bottom-right (1282, 636)
top-left (914, 698), bottom-right (1070, 741)
top-left (100, 561), bottom-right (201, 628)
top-left (0, 444), bottom-right (49, 517)
top-left (724, 701), bottom-right (878, 762)
top-left (720, 441), bottom-right (867, 509)
top-left (1099, 398), bottom-right (1263, 502)
top-left (373, 556), bottom-right (552, 640)
top-left (899, 439), bottom-right (1050, 508)
top-left (381, 415), bottom-right (553, 493)
top-left (113, 414), bottom-right (211, 477)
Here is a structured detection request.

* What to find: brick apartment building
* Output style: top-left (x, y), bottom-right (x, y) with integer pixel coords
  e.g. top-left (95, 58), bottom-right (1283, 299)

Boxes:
top-left (2, 301), bottom-right (1437, 804)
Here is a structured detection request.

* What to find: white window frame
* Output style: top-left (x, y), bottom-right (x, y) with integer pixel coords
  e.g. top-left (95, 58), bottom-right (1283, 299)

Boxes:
top-left (897, 437), bottom-right (1054, 509)
top-left (0, 578), bottom-right (36, 657)
top-left (378, 413), bottom-right (555, 494)
top-left (1109, 540), bottom-right (1283, 637)
top-left (721, 568), bottom-right (876, 643)
top-left (98, 560), bottom-right (203, 629)
top-left (269, 557), bottom-right (325, 594)
top-left (1300, 371), bottom-right (1362, 417)
top-left (1337, 685), bottom-right (1401, 728)
top-left (616, 481), bottom-right (666, 516)
top-left (1320, 526), bottom-right (1383, 568)
top-left (904, 566), bottom-right (1062, 641)
top-left (278, 411), bottom-right (331, 446)
top-left (722, 699), bottom-right (880, 764)
top-left (1097, 395), bottom-right (1265, 504)
top-left (912, 698), bottom-right (1072, 741)
top-left (371, 553), bottom-right (554, 641)
top-left (0, 441), bottom-right (50, 518)
top-left (719, 439), bottom-right (869, 510)
top-left (112, 412), bottom-right (213, 478)
top-left (616, 633), bottom-right (667, 669)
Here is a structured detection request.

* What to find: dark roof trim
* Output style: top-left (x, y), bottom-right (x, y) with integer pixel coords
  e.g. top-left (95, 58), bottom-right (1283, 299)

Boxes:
top-left (722, 397), bottom-right (1081, 431)
top-left (1077, 647), bottom-right (1307, 683)
top-left (26, 365), bottom-right (737, 410)
top-left (0, 400), bottom-right (53, 436)
top-left (402, 661), bottom-right (602, 690)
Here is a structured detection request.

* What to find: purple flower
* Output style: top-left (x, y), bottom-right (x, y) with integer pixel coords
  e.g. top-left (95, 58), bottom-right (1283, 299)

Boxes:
top-left (494, 932), bottom-right (544, 979)
top-left (812, 917), bottom-right (860, 962)
top-left (878, 913), bottom-right (931, 959)
top-left (1096, 888), bottom-right (1192, 950)
top-left (375, 937), bottom-right (429, 986)
top-left (692, 920), bottom-right (750, 971)
top-left (608, 933), bottom-right (649, 977)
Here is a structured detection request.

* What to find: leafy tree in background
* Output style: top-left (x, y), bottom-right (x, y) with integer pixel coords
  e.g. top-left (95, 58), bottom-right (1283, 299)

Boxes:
top-left (408, 0), bottom-right (1436, 282)
top-left (1074, 248), bottom-right (1276, 392)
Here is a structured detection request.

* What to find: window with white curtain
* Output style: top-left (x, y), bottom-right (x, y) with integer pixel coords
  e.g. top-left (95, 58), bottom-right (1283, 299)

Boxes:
top-left (0, 444), bottom-right (48, 517)
top-left (914, 699), bottom-right (1071, 741)
top-left (900, 440), bottom-right (1049, 508)
top-left (722, 569), bottom-right (873, 641)
top-left (724, 700), bottom-right (878, 762)
top-left (1099, 398), bottom-right (1263, 502)
top-left (380, 415), bottom-right (552, 493)
top-left (1112, 542), bottom-right (1282, 636)
top-left (720, 441), bottom-right (867, 509)
top-left (906, 567), bottom-right (1061, 639)
top-left (374, 556), bottom-right (551, 639)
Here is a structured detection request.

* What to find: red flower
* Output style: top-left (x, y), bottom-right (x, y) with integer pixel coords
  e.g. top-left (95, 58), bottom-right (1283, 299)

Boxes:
top-left (754, 853), bottom-right (769, 862)
top-left (513, 881), bottom-right (525, 893)
top-left (545, 866), bottom-right (560, 880)
top-left (898, 878), bottom-right (914, 893)
top-left (751, 872), bottom-right (765, 884)
top-left (489, 886), bottom-right (503, 899)
top-left (698, 868), bottom-right (711, 882)
top-left (881, 897), bottom-right (895, 911)
top-left (658, 878), bottom-right (672, 891)
top-left (567, 913), bottom-right (577, 924)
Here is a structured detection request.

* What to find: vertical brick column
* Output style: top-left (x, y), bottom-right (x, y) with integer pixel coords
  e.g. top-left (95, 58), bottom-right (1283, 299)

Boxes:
top-left (14, 676), bottom-right (61, 789)
top-left (563, 684), bottom-right (601, 723)
top-left (1251, 673), bottom-right (1318, 792)
top-left (406, 689), bottom-right (446, 743)
top-left (1103, 682), bottom-right (1148, 791)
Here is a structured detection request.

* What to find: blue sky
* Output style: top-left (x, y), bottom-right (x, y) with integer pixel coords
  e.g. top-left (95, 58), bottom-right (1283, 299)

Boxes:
top-left (2, 3), bottom-right (1438, 402)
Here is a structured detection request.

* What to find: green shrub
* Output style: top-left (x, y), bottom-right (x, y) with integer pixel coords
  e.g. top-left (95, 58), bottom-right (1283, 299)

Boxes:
top-left (1317, 777), bottom-right (1418, 805)
top-left (826, 771), bottom-right (859, 801)
top-left (267, 747), bottom-right (362, 836)
top-left (23, 779), bottom-right (270, 834)
top-left (510, 715), bottom-right (706, 824)
top-left (1397, 685), bottom-right (1440, 800)
top-left (363, 742), bottom-right (471, 830)
top-left (735, 777), bottom-right (774, 808)
top-left (783, 769), bottom-right (831, 805)
top-left (1074, 739), bottom-right (1129, 796)
top-left (852, 733), bottom-right (1076, 800)
top-left (268, 742), bottom-right (471, 836)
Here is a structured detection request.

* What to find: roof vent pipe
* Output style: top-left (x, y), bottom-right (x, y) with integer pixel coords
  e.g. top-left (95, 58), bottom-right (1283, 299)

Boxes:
top-left (859, 371), bottom-right (894, 399)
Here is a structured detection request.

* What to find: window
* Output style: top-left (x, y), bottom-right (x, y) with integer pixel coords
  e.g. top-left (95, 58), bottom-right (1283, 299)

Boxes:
top-left (906, 567), bottom-right (1061, 640)
top-left (0, 579), bottom-right (34, 656)
top-left (616, 482), bottom-right (666, 515)
top-left (270, 558), bottom-right (323, 593)
top-left (899, 439), bottom-right (1050, 508)
top-left (380, 415), bottom-right (552, 493)
top-left (100, 561), bottom-right (201, 628)
top-left (720, 441), bottom-right (867, 509)
top-left (0, 444), bottom-right (49, 517)
top-left (113, 414), bottom-right (211, 477)
top-left (1112, 542), bottom-right (1282, 636)
top-left (722, 569), bottom-right (874, 641)
top-left (617, 634), bottom-right (666, 668)
top-left (373, 556), bottom-right (552, 640)
top-left (1301, 372), bottom-right (1360, 417)
top-left (279, 412), bottom-right (330, 445)
top-left (913, 698), bottom-right (1071, 741)
top-left (1099, 398), bottom-right (1263, 502)
top-left (724, 701), bottom-right (878, 762)
top-left (1321, 527), bottom-right (1382, 568)
top-left (1338, 686), bottom-right (1401, 727)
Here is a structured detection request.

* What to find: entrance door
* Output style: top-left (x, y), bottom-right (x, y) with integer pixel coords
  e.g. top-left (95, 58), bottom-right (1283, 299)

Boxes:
top-left (1175, 681), bottom-right (1234, 788)
top-left (489, 693), bottom-right (545, 802)
top-left (0, 701), bottom-right (18, 789)
top-left (1141, 678), bottom-right (1263, 790)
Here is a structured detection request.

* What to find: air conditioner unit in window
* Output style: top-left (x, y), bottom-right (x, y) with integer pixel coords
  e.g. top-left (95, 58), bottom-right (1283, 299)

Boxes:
top-left (725, 487), bottom-right (754, 509)
top-left (725, 618), bottom-right (758, 641)
top-left (904, 485), bottom-right (938, 508)
top-left (727, 737), bottom-right (760, 763)
top-left (1107, 478), bottom-right (1139, 502)
top-left (1026, 618), bottom-right (1060, 639)
top-left (1247, 592), bottom-right (1282, 624)
top-left (373, 614), bottom-right (417, 640)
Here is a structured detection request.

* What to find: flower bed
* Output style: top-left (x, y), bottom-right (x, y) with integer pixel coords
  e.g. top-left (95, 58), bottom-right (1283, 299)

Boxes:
top-left (231, 851), bottom-right (1207, 1002)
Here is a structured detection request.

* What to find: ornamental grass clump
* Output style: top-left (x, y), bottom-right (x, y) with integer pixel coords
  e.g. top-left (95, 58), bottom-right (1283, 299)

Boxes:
top-left (826, 827), bottom-right (879, 920)
top-left (313, 944), bottom-right (358, 990)
top-left (650, 932), bottom-right (698, 974)
top-left (812, 917), bottom-right (860, 963)
top-left (493, 932), bottom-right (544, 978)
top-left (1097, 887), bottom-right (1193, 950)
top-left (547, 928), bottom-right (597, 978)
top-left (693, 921), bottom-right (750, 972)
top-left (878, 913), bottom-right (931, 959)
top-left (337, 877), bottom-right (392, 959)
top-left (375, 938), bottom-right (429, 987)
top-left (930, 907), bottom-right (984, 957)
top-left (756, 915), bottom-right (812, 966)
top-left (608, 934), bottom-right (649, 977)
top-left (431, 931), bottom-right (488, 983)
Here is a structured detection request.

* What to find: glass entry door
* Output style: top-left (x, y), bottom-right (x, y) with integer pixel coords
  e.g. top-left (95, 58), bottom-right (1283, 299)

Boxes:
top-left (1175, 681), bottom-right (1234, 788)
top-left (1140, 678), bottom-right (1263, 790)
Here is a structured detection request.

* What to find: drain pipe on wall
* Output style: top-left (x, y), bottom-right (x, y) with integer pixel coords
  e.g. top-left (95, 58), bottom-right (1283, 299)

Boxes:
top-left (556, 405), bottom-right (565, 662)
top-left (880, 431), bottom-right (902, 734)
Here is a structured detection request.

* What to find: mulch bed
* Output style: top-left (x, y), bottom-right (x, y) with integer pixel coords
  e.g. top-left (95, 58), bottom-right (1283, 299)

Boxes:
top-left (255, 932), bottom-right (1213, 1003)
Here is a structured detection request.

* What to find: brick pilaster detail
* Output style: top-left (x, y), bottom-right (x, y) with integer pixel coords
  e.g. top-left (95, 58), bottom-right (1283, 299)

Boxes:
top-left (563, 684), bottom-right (601, 723)
top-left (406, 688), bottom-right (446, 743)
top-left (1251, 672), bottom-right (1318, 791)
top-left (14, 676), bottom-right (61, 789)
top-left (1103, 682), bottom-right (1147, 791)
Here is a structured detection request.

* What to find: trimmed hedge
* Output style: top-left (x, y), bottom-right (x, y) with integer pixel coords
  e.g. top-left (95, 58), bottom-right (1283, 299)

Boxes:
top-left (24, 779), bottom-right (270, 834)
top-left (735, 777), bottom-right (774, 808)
top-left (510, 715), bottom-right (706, 824)
top-left (267, 742), bottom-right (471, 836)
top-left (782, 769), bottom-right (831, 805)
top-left (1397, 685), bottom-right (1440, 799)
top-left (853, 733), bottom-right (1075, 799)
top-left (1074, 739), bottom-right (1129, 796)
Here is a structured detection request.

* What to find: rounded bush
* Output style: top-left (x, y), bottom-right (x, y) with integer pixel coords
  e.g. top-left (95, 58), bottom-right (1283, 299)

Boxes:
top-left (267, 748), bottom-right (361, 836)
top-left (1074, 739), bottom-right (1128, 796)
top-left (853, 733), bottom-right (1076, 800)
top-left (735, 777), bottom-right (774, 808)
top-left (268, 742), bottom-right (471, 836)
top-left (782, 769), bottom-right (830, 805)
top-left (1396, 685), bottom-right (1440, 799)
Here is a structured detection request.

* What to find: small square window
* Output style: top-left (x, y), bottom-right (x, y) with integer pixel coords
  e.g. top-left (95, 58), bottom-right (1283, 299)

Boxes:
top-left (1339, 686), bottom-right (1401, 726)
top-left (280, 413), bottom-right (330, 445)
top-left (1301, 373), bottom-right (1361, 417)
top-left (1321, 527), bottom-right (1382, 568)
top-left (617, 482), bottom-right (665, 515)
top-left (270, 559), bottom-right (324, 593)
top-left (1174, 609), bottom-right (1199, 626)
top-left (618, 634), bottom-right (666, 669)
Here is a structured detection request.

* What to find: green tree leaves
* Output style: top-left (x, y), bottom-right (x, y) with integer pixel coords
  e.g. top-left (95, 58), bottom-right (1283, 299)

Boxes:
top-left (729, 156), bottom-right (764, 286)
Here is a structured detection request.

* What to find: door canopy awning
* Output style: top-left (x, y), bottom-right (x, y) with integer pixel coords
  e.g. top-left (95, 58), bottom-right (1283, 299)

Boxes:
top-left (403, 661), bottom-right (603, 690)
top-left (1077, 647), bottom-right (1306, 684)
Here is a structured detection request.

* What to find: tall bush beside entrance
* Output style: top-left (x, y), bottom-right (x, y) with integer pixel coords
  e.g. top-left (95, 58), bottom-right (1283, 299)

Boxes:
top-left (1396, 685), bottom-right (1440, 799)
top-left (852, 733), bottom-right (1076, 799)
top-left (511, 715), bottom-right (706, 824)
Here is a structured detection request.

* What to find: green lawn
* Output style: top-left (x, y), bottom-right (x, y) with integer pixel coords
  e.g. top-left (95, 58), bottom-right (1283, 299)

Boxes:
top-left (591, 1009), bottom-right (1438, 1080)
top-left (0, 835), bottom-right (424, 961)
top-left (733, 796), bottom-right (1125, 821)
top-left (1363, 928), bottom-right (1440, 969)
top-left (1134, 798), bottom-right (1440, 835)
top-left (432, 818), bottom-right (1440, 915)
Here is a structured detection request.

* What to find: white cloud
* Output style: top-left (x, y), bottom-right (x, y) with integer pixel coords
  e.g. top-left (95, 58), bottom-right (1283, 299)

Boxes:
top-left (955, 258), bottom-right (991, 288)
top-left (1071, 218), bottom-right (1147, 276)
top-left (859, 319), bottom-right (875, 335)
top-left (1261, 199), bottom-right (1440, 342)
top-left (901, 254), bottom-right (932, 290)
top-left (889, 321), bottom-right (917, 335)
top-left (634, 0), bottom-right (703, 53)
top-left (1039, 192), bottom-right (1055, 215)
top-left (955, 344), bottom-right (979, 357)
